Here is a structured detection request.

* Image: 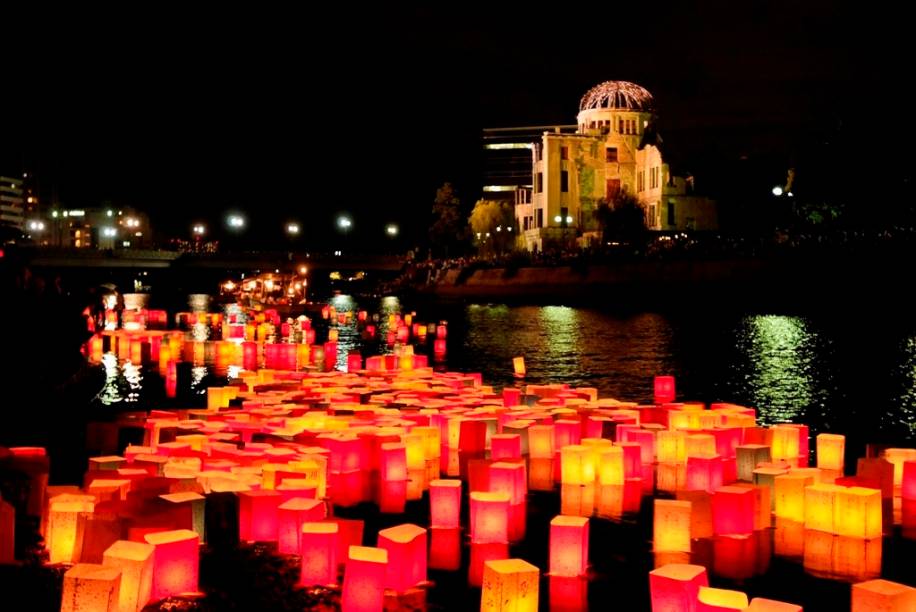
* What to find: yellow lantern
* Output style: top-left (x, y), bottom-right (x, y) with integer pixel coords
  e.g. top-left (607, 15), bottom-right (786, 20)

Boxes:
top-left (816, 433), bottom-right (845, 472)
top-left (102, 540), bottom-right (154, 612)
top-left (60, 564), bottom-right (122, 612)
top-left (835, 486), bottom-right (882, 539)
top-left (653, 499), bottom-right (692, 553)
top-left (773, 473), bottom-right (813, 522)
top-left (481, 558), bottom-right (539, 612)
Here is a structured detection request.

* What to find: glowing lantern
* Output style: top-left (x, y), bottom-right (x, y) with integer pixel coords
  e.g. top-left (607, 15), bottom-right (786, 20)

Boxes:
top-left (380, 442), bottom-right (408, 482)
top-left (528, 457), bottom-right (555, 491)
top-left (377, 523), bottom-right (427, 592)
top-left (835, 486), bottom-right (882, 539)
top-left (883, 448), bottom-right (916, 488)
top-left (834, 534), bottom-right (882, 581)
top-left (696, 586), bottom-right (748, 611)
top-left (144, 529), bottom-right (199, 601)
top-left (470, 491), bottom-right (510, 543)
top-left (342, 546), bottom-right (388, 612)
top-left (735, 445), bottom-right (771, 482)
top-left (654, 375), bottom-right (676, 404)
top-left (102, 540), bottom-right (154, 612)
top-left (300, 522), bottom-right (339, 586)
top-left (430, 479), bottom-right (462, 529)
top-left (561, 445), bottom-right (596, 486)
top-left (555, 420), bottom-right (581, 448)
top-left (851, 578), bottom-right (916, 612)
top-left (773, 517), bottom-right (805, 558)
top-left (48, 493), bottom-right (96, 563)
top-left (481, 558), bottom-right (540, 612)
top-left (686, 434), bottom-right (717, 459)
top-left (816, 433), bottom-right (845, 472)
top-left (528, 425), bottom-right (555, 459)
top-left (903, 461), bottom-right (916, 500)
top-left (597, 446), bottom-right (624, 486)
top-left (730, 483), bottom-right (770, 531)
top-left (549, 515), bottom-right (589, 577)
top-left (561, 483), bottom-right (595, 518)
top-left (773, 473), bottom-right (813, 522)
top-left (429, 527), bottom-right (461, 571)
top-left (712, 486), bottom-right (754, 535)
top-left (510, 356), bottom-right (526, 378)
top-left (803, 483), bottom-right (842, 533)
top-left (770, 425), bottom-right (800, 463)
top-left (686, 455), bottom-right (723, 494)
top-left (277, 498), bottom-right (326, 555)
top-left (746, 598), bottom-right (802, 611)
top-left (649, 563), bottom-right (709, 612)
top-left (491, 434), bottom-right (522, 460)
top-left (489, 462), bottom-right (527, 541)
top-left (434, 338), bottom-right (447, 358)
top-left (238, 490), bottom-right (281, 542)
top-left (629, 429), bottom-right (657, 464)
top-left (61, 564), bottom-right (122, 612)
top-left (656, 462), bottom-right (686, 493)
top-left (346, 352), bottom-right (362, 372)
top-left (657, 430), bottom-right (687, 464)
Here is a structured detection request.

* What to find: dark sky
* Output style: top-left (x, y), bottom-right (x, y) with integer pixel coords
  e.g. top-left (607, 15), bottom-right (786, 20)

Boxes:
top-left (1, 3), bottom-right (906, 247)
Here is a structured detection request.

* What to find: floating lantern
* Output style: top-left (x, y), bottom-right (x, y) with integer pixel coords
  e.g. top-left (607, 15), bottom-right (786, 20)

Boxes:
top-left (770, 425), bottom-right (800, 463)
top-left (554, 420), bottom-right (582, 448)
top-left (379, 480), bottom-right (408, 514)
top-left (512, 357), bottom-right (526, 378)
top-left (597, 446), bottom-right (624, 486)
top-left (696, 586), bottom-right (748, 611)
top-left (430, 479), bottom-right (462, 529)
top-left (238, 490), bottom-right (281, 542)
top-left (735, 445), bottom-right (771, 482)
top-left (773, 473), bottom-right (813, 522)
top-left (300, 522), bottom-right (339, 586)
top-left (654, 375), bottom-right (676, 404)
top-left (347, 352), bottom-right (362, 372)
top-left (746, 598), bottom-right (803, 611)
top-left (628, 429), bottom-right (657, 464)
top-left (561, 445), bottom-right (596, 486)
top-left (491, 434), bottom-right (521, 460)
top-left (60, 564), bottom-right (122, 612)
top-left (102, 540), bottom-right (154, 612)
top-left (657, 430), bottom-right (687, 464)
top-left (481, 558), bottom-right (540, 612)
top-left (804, 483), bottom-right (843, 533)
top-left (528, 425), bottom-right (555, 459)
top-left (648, 563), bottom-right (709, 612)
top-left (686, 455), bottom-right (723, 494)
top-left (377, 523), bottom-right (427, 592)
top-left (835, 486), bottom-right (882, 539)
top-left (144, 529), bottom-right (199, 601)
top-left (277, 498), bottom-right (326, 555)
top-left (380, 443), bottom-right (408, 482)
top-left (341, 546), bottom-right (388, 612)
top-left (712, 486), bottom-right (754, 536)
top-left (48, 494), bottom-right (96, 564)
top-left (902, 461), bottom-right (916, 500)
top-left (851, 578), bottom-right (916, 612)
top-left (816, 433), bottom-right (845, 472)
top-left (686, 434), bottom-right (717, 459)
top-left (470, 491), bottom-right (510, 543)
top-left (549, 515), bottom-right (589, 577)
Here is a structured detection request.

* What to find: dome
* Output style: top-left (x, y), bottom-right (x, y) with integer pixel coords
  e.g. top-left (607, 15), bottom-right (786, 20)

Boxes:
top-left (579, 81), bottom-right (654, 112)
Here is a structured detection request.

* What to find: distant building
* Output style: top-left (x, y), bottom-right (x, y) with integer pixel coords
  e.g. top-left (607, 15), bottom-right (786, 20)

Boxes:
top-left (47, 206), bottom-right (151, 249)
top-left (0, 175), bottom-right (25, 232)
top-left (515, 81), bottom-right (717, 252)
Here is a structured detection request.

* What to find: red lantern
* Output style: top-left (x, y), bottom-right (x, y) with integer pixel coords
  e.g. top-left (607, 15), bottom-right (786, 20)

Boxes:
top-left (300, 522), bottom-right (339, 586)
top-left (144, 529), bottom-right (199, 601)
top-left (341, 546), bottom-right (388, 612)
top-left (649, 563), bottom-right (709, 612)
top-left (376, 523), bottom-right (427, 592)
top-left (549, 515), bottom-right (589, 577)
top-left (654, 375), bottom-right (676, 404)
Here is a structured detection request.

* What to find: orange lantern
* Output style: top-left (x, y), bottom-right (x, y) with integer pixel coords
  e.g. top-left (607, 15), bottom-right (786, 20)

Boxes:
top-left (60, 564), bottom-right (122, 612)
top-left (816, 433), bottom-right (845, 472)
top-left (835, 486), bottom-right (882, 539)
top-left (102, 540), bottom-right (154, 612)
top-left (48, 493), bottom-right (96, 563)
top-left (773, 473), bottom-right (813, 522)
top-left (341, 546), bottom-right (388, 612)
top-left (512, 356), bottom-right (526, 378)
top-left (491, 434), bottom-right (522, 460)
top-left (561, 445), bottom-right (595, 486)
top-left (696, 586), bottom-right (749, 611)
top-left (144, 529), bottom-right (199, 601)
top-left (657, 430), bottom-right (687, 464)
top-left (528, 424), bottom-right (555, 459)
top-left (549, 515), bottom-right (589, 577)
top-left (429, 479), bottom-right (462, 529)
top-left (735, 444), bottom-right (771, 482)
top-left (481, 558), bottom-right (540, 612)
top-left (653, 499), bottom-right (692, 553)
top-left (300, 522), bottom-right (339, 586)
top-left (376, 523), bottom-right (427, 592)
top-left (851, 578), bottom-right (916, 612)
top-left (803, 483), bottom-right (842, 533)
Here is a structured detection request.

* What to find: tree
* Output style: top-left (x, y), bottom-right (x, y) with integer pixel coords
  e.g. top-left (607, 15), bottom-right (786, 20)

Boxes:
top-left (593, 191), bottom-right (647, 246)
top-left (429, 182), bottom-right (468, 257)
top-left (469, 199), bottom-right (515, 254)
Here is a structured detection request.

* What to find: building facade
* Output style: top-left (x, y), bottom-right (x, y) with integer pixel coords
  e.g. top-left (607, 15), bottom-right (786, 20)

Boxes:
top-left (516, 81), bottom-right (717, 252)
top-left (0, 175), bottom-right (25, 232)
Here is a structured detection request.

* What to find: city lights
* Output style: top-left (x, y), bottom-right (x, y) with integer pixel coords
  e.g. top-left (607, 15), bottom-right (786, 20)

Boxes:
top-left (192, 224), bottom-right (206, 235)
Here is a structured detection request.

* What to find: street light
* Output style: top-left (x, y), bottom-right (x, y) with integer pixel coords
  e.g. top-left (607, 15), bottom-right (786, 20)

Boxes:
top-left (192, 224), bottom-right (206, 236)
top-left (338, 215), bottom-right (352, 230)
top-left (286, 222), bottom-right (300, 235)
top-left (772, 186), bottom-right (784, 196)
top-left (385, 224), bottom-right (398, 236)
top-left (227, 214), bottom-right (245, 229)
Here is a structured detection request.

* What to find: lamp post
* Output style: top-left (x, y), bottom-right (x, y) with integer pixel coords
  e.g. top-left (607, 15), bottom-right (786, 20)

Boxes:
top-left (337, 215), bottom-right (352, 256)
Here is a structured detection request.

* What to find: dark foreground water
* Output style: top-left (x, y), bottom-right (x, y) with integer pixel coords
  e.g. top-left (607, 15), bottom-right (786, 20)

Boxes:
top-left (39, 294), bottom-right (916, 611)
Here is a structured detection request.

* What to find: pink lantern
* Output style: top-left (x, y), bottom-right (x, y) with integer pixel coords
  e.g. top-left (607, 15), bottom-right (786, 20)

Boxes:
top-left (549, 515), bottom-right (589, 577)
top-left (654, 375), bottom-right (676, 404)
top-left (341, 546), bottom-right (388, 612)
top-left (300, 522), bottom-right (339, 586)
top-left (470, 491), bottom-right (510, 543)
top-left (144, 529), bottom-right (199, 601)
top-left (376, 523), bottom-right (427, 592)
top-left (429, 479), bottom-right (461, 529)
top-left (238, 490), bottom-right (281, 542)
top-left (712, 486), bottom-right (755, 536)
top-left (649, 563), bottom-right (709, 612)
top-left (277, 498), bottom-right (326, 555)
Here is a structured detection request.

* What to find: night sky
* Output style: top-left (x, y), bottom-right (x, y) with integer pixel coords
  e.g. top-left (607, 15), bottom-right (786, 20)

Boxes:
top-left (1, 3), bottom-right (907, 248)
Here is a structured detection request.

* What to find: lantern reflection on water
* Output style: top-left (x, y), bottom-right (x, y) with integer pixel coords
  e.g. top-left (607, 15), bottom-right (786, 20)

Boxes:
top-left (653, 499), bottom-right (692, 553)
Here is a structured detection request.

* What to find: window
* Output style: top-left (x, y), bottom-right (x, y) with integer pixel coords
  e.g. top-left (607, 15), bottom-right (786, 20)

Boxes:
top-left (560, 146), bottom-right (568, 160)
top-left (536, 172), bottom-right (543, 193)
top-left (667, 201), bottom-right (675, 226)
top-left (523, 217), bottom-right (529, 231)
top-left (648, 203), bottom-right (657, 227)
top-left (618, 118), bottom-right (624, 134)
top-left (637, 171), bottom-right (644, 192)
top-left (536, 208), bottom-right (543, 228)
top-left (605, 147), bottom-right (618, 163)
top-left (560, 170), bottom-right (569, 192)
top-left (536, 144), bottom-right (543, 161)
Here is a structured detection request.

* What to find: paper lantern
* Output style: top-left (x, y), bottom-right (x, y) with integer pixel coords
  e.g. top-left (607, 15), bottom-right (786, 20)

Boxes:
top-left (628, 429), bottom-right (657, 464)
top-left (481, 558), bottom-right (539, 612)
top-left (549, 515), bottom-right (589, 577)
top-left (561, 445), bottom-right (596, 486)
top-left (377, 523), bottom-right (427, 592)
top-left (554, 420), bottom-right (581, 448)
top-left (816, 433), bottom-right (845, 472)
top-left (851, 578), bottom-right (916, 612)
top-left (429, 527), bottom-right (462, 571)
top-left (144, 529), bottom-right (199, 601)
top-left (470, 491), bottom-right (510, 543)
top-left (238, 490), bottom-right (281, 542)
top-left (654, 375), bottom-right (676, 404)
top-left (300, 522), bottom-right (339, 586)
top-left (380, 443), bottom-right (408, 482)
top-left (342, 546), bottom-right (388, 612)
top-left (649, 563), bottom-right (709, 612)
top-left (379, 480), bottom-right (407, 514)
top-left (428, 479), bottom-right (461, 529)
top-left (773, 518), bottom-right (805, 558)
top-left (491, 434), bottom-right (522, 460)
top-left (686, 434), bottom-right (717, 459)
top-left (277, 498), bottom-right (326, 554)
top-left (711, 486), bottom-right (754, 535)
top-left (597, 446), bottom-right (624, 486)
top-left (102, 540), bottom-right (154, 612)
top-left (686, 455), bottom-right (723, 494)
top-left (883, 448), bottom-right (916, 488)
top-left (489, 462), bottom-right (526, 506)
top-left (803, 483), bottom-right (842, 533)
top-left (770, 425), bottom-right (800, 463)
top-left (653, 499), bottom-right (692, 553)
top-left (746, 598), bottom-right (803, 611)
top-left (833, 534), bottom-right (882, 581)
top-left (735, 444), bottom-right (771, 482)
top-left (48, 493), bottom-right (96, 563)
top-left (696, 586), bottom-right (748, 611)
top-left (512, 357), bottom-right (526, 378)
top-left (835, 486), bottom-right (881, 539)
top-left (528, 425), bottom-right (555, 459)
top-left (656, 462), bottom-right (687, 493)
top-left (902, 461), bottom-right (916, 500)
top-left (61, 564), bottom-right (122, 612)
top-left (773, 473), bottom-right (813, 522)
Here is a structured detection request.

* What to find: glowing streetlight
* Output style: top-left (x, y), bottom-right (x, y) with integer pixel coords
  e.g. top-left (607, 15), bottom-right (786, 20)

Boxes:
top-left (385, 224), bottom-right (398, 236)
top-left (28, 220), bottom-right (45, 231)
top-left (192, 224), bottom-right (206, 236)
top-left (338, 215), bottom-right (352, 230)
top-left (227, 214), bottom-right (245, 229)
top-left (102, 227), bottom-right (117, 237)
top-left (286, 222), bottom-right (300, 235)
top-left (772, 186), bottom-right (784, 196)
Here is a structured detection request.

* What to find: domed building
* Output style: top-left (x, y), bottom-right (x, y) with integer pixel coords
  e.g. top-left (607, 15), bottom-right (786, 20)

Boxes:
top-left (515, 80), bottom-right (717, 251)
